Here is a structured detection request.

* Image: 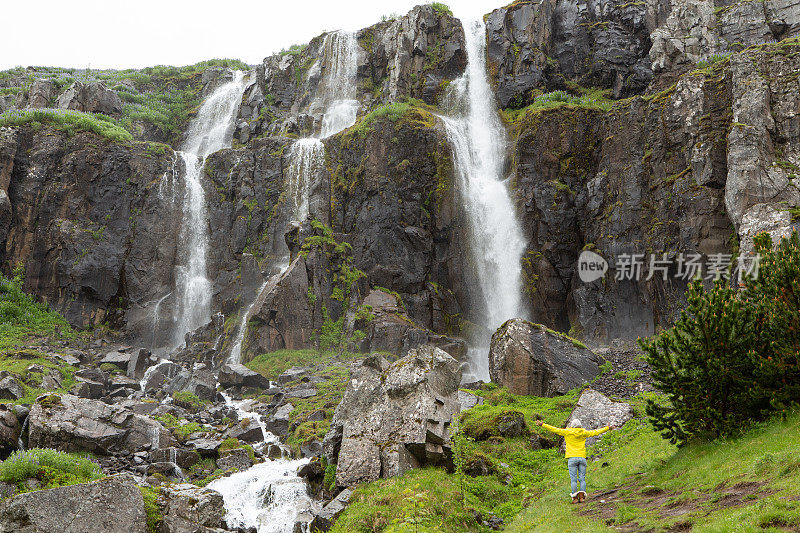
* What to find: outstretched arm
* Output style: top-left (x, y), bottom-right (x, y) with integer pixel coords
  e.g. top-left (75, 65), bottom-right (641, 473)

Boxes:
top-left (586, 425), bottom-right (616, 436)
top-left (535, 420), bottom-right (568, 436)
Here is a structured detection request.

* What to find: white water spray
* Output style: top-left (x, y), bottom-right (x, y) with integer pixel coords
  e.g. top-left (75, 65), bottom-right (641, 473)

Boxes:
top-left (284, 31), bottom-right (359, 227)
top-left (208, 458), bottom-right (312, 533)
top-left (285, 139), bottom-right (324, 222)
top-left (172, 71), bottom-right (249, 348)
top-left (441, 19), bottom-right (528, 381)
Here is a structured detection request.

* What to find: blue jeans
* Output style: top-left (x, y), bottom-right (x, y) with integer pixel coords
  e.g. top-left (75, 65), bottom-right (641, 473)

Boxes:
top-left (567, 457), bottom-right (587, 495)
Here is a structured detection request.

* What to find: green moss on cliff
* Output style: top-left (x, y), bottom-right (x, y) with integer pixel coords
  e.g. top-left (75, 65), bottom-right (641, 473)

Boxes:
top-left (0, 109), bottom-right (133, 143)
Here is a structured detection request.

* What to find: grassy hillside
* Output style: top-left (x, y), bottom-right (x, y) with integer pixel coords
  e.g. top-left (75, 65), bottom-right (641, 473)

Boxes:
top-left (0, 271), bottom-right (79, 402)
top-left (333, 384), bottom-right (800, 533)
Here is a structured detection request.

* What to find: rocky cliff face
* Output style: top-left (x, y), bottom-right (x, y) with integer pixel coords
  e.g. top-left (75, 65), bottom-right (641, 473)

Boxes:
top-left (2, 0), bottom-right (800, 351)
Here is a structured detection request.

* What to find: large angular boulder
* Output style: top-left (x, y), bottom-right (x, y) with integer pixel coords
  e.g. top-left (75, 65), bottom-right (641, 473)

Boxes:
top-left (565, 389), bottom-right (633, 447)
top-left (489, 319), bottom-right (602, 397)
top-left (26, 79), bottom-right (56, 109)
top-left (0, 405), bottom-right (20, 455)
top-left (218, 363), bottom-right (270, 389)
top-left (27, 394), bottom-right (171, 454)
top-left (323, 345), bottom-right (461, 487)
top-left (158, 484), bottom-right (226, 533)
top-left (0, 474), bottom-right (145, 533)
top-left (56, 81), bottom-right (123, 116)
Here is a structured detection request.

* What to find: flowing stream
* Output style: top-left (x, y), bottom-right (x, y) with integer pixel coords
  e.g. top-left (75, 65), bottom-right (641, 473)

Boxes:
top-left (440, 19), bottom-right (528, 382)
top-left (171, 71), bottom-right (249, 348)
top-left (210, 31), bottom-right (361, 533)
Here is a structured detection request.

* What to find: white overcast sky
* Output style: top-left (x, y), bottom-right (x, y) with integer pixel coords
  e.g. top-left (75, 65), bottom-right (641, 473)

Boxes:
top-left (0, 0), bottom-right (504, 70)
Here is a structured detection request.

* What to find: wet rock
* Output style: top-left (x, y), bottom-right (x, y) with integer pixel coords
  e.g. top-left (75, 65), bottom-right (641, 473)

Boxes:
top-left (486, 0), bottom-right (651, 107)
top-left (147, 462), bottom-right (185, 480)
top-left (217, 448), bottom-right (253, 472)
top-left (489, 319), bottom-right (602, 397)
top-left (127, 349), bottom-right (152, 380)
top-left (264, 403), bottom-right (293, 437)
top-left (0, 474), bottom-right (145, 532)
top-left (324, 345), bottom-right (461, 487)
top-left (0, 405), bottom-right (20, 455)
top-left (300, 440), bottom-right (323, 458)
top-left (151, 447), bottom-right (200, 470)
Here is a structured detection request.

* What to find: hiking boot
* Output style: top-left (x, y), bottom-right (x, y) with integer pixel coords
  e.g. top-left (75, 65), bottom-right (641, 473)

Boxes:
top-left (578, 491), bottom-right (586, 503)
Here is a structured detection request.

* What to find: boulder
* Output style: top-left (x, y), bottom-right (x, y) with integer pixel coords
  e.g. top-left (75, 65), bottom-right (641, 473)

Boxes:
top-left (0, 474), bottom-right (145, 533)
top-left (0, 376), bottom-right (24, 400)
top-left (127, 349), bottom-right (152, 380)
top-left (264, 403), bottom-right (293, 437)
top-left (217, 448), bottom-right (253, 472)
top-left (309, 488), bottom-right (352, 532)
top-left (100, 351), bottom-right (130, 371)
top-left (70, 377), bottom-right (105, 399)
top-left (566, 389), bottom-right (633, 447)
top-left (489, 319), bottom-right (602, 397)
top-left (323, 345), bottom-right (461, 488)
top-left (218, 363), bottom-right (270, 389)
top-left (277, 366), bottom-right (308, 385)
top-left (158, 483), bottom-right (226, 533)
top-left (56, 81), bottom-right (123, 116)
top-left (26, 79), bottom-right (55, 109)
top-left (0, 405), bottom-right (20, 455)
top-left (185, 437), bottom-right (223, 457)
top-left (27, 394), bottom-right (170, 454)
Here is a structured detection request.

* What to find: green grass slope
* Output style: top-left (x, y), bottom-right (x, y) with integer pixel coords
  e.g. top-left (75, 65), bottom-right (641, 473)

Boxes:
top-left (332, 384), bottom-right (800, 533)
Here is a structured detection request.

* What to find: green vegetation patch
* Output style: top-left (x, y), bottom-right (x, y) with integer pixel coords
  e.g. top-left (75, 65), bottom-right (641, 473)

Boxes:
top-left (0, 448), bottom-right (102, 493)
top-left (0, 108), bottom-right (132, 143)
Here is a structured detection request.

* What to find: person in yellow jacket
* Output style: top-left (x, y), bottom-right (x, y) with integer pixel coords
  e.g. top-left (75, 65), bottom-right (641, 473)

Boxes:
top-left (536, 418), bottom-right (615, 503)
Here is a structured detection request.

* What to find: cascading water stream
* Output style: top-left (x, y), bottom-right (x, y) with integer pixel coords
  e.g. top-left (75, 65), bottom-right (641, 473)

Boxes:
top-left (440, 19), bottom-right (528, 382)
top-left (171, 71), bottom-right (249, 348)
top-left (284, 30), bottom-right (359, 224)
top-left (210, 31), bottom-right (360, 533)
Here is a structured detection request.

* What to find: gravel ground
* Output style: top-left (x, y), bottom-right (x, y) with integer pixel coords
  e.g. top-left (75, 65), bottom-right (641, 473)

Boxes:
top-left (590, 342), bottom-right (655, 400)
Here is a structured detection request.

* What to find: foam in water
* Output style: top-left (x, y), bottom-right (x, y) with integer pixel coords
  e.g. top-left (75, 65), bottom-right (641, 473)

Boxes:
top-left (440, 19), bottom-right (528, 381)
top-left (208, 459), bottom-right (312, 533)
top-left (171, 71), bottom-right (249, 348)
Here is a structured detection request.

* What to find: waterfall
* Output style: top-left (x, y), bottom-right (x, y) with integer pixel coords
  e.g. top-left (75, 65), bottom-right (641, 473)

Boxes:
top-left (441, 19), bottom-right (528, 382)
top-left (285, 139), bottom-right (324, 221)
top-left (172, 71), bottom-right (249, 348)
top-left (318, 31), bottom-right (359, 138)
top-left (284, 30), bottom-right (359, 227)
